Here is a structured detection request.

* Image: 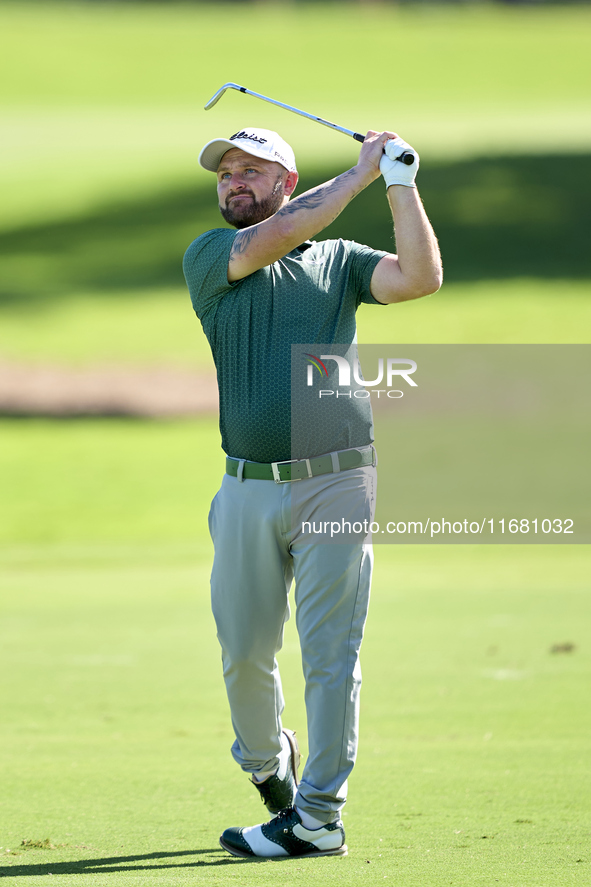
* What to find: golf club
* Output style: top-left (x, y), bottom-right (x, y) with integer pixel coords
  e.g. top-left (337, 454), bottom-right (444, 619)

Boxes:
top-left (204, 82), bottom-right (415, 166)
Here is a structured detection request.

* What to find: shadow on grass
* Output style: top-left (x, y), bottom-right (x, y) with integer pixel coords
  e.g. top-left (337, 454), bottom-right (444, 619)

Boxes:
top-left (0, 847), bottom-right (264, 877)
top-left (0, 152), bottom-right (589, 306)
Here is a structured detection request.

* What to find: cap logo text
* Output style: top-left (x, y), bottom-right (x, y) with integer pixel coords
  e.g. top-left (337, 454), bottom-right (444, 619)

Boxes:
top-left (230, 131), bottom-right (268, 145)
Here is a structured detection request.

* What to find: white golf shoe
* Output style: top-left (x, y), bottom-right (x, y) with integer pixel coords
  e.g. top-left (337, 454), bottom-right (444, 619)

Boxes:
top-left (219, 805), bottom-right (347, 858)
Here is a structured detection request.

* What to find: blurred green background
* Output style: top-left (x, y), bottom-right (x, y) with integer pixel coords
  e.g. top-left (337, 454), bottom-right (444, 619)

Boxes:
top-left (1, 3), bottom-right (590, 885)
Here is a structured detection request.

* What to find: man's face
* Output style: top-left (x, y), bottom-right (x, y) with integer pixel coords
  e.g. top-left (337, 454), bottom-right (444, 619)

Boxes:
top-left (216, 148), bottom-right (290, 229)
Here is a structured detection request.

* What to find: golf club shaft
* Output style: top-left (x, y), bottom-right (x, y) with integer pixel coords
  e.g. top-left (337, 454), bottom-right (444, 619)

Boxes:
top-left (204, 82), bottom-right (415, 165)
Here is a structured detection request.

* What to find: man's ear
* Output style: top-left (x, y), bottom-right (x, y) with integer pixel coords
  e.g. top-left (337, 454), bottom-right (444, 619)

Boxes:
top-left (283, 171), bottom-right (298, 197)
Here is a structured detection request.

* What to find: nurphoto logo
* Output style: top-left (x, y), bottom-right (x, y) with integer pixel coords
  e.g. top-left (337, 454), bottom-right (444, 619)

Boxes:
top-left (305, 353), bottom-right (418, 399)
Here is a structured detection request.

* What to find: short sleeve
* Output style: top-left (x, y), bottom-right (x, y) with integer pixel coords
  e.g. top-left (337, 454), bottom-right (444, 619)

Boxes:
top-left (183, 228), bottom-right (238, 320)
top-left (345, 241), bottom-right (390, 306)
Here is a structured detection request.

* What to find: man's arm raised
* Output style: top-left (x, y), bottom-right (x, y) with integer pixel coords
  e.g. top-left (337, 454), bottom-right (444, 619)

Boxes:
top-left (227, 132), bottom-right (387, 282)
top-left (369, 135), bottom-right (442, 303)
top-left (370, 185), bottom-right (442, 304)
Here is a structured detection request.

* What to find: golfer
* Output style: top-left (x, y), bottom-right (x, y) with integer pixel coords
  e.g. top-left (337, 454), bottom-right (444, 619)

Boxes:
top-left (183, 126), bottom-right (441, 858)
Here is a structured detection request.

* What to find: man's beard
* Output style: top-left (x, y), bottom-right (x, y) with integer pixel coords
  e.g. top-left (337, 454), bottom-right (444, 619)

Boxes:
top-left (220, 177), bottom-right (285, 229)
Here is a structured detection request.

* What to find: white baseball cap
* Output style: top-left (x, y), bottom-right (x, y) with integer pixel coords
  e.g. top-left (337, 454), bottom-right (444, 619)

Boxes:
top-left (199, 127), bottom-right (297, 173)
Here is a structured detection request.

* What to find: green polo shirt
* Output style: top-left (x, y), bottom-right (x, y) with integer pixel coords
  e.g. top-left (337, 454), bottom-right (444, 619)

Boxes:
top-left (183, 227), bottom-right (387, 463)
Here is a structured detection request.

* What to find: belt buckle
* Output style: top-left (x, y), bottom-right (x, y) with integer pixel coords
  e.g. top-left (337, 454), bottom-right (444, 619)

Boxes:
top-left (271, 458), bottom-right (312, 484)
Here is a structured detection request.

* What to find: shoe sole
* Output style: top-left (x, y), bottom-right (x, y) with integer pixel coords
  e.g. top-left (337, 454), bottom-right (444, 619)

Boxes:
top-left (219, 836), bottom-right (348, 859)
top-left (281, 728), bottom-right (301, 787)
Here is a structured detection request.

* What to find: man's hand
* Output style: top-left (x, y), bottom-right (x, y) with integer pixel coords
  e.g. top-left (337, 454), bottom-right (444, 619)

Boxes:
top-left (379, 137), bottom-right (419, 189)
top-left (356, 130), bottom-right (400, 183)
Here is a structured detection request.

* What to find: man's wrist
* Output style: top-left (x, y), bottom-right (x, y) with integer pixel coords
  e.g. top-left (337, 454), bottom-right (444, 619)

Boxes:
top-left (386, 182), bottom-right (417, 191)
top-left (352, 163), bottom-right (381, 188)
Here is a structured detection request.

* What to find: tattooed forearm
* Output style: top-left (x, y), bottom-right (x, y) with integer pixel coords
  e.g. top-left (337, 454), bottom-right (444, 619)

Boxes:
top-left (230, 225), bottom-right (260, 259)
top-left (227, 165), bottom-right (371, 278)
top-left (277, 167), bottom-right (362, 218)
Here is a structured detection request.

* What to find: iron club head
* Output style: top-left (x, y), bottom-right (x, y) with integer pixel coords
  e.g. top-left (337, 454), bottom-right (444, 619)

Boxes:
top-left (204, 83), bottom-right (246, 111)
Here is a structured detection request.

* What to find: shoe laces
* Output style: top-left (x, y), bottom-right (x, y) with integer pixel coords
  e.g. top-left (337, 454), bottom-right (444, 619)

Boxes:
top-left (273, 806), bottom-right (297, 824)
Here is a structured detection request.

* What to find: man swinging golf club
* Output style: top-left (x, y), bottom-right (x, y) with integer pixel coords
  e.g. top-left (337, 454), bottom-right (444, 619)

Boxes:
top-left (183, 124), bottom-right (442, 858)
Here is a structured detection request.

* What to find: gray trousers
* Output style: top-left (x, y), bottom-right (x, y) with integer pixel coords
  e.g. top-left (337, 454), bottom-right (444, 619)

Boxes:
top-left (208, 458), bottom-right (376, 823)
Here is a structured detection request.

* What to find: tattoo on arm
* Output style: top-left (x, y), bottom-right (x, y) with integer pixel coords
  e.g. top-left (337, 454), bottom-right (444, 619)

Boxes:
top-left (230, 226), bottom-right (260, 261)
top-left (278, 167), bottom-right (361, 218)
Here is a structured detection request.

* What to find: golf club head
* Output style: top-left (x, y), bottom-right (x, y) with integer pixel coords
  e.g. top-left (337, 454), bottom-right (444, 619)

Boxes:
top-left (204, 82), bottom-right (245, 111)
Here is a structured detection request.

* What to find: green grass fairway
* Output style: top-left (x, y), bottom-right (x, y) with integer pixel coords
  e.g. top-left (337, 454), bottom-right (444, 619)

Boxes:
top-left (0, 419), bottom-right (225, 545)
top-left (1, 539), bottom-right (589, 886)
top-left (1, 419), bottom-right (590, 885)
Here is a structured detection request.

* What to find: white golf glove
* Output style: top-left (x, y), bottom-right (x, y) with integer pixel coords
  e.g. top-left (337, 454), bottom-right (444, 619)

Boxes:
top-left (379, 137), bottom-right (419, 189)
